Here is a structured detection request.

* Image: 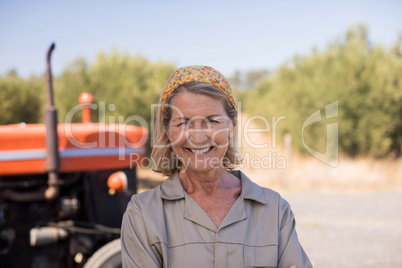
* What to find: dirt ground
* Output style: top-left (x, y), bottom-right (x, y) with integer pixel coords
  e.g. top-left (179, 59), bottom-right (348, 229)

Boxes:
top-left (137, 169), bottom-right (402, 268)
top-left (283, 191), bottom-right (402, 268)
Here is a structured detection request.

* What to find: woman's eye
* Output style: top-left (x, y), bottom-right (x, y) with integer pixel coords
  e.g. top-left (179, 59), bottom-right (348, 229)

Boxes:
top-left (177, 122), bottom-right (187, 127)
top-left (209, 119), bottom-right (219, 124)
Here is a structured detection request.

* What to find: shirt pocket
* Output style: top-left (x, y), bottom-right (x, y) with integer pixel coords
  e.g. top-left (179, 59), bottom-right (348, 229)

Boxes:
top-left (243, 244), bottom-right (278, 268)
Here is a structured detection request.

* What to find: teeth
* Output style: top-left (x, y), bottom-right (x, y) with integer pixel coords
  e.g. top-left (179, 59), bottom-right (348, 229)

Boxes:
top-left (190, 147), bottom-right (211, 154)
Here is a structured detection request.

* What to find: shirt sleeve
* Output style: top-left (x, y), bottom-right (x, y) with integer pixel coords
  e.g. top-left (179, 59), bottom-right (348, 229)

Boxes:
top-left (121, 196), bottom-right (162, 268)
top-left (277, 197), bottom-right (313, 268)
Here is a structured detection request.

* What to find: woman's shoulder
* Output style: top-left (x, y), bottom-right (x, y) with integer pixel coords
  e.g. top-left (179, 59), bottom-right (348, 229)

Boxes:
top-left (126, 185), bottom-right (163, 211)
top-left (127, 172), bottom-right (183, 211)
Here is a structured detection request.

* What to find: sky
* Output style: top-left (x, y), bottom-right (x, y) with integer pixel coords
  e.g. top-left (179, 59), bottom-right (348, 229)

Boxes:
top-left (1, 0), bottom-right (401, 78)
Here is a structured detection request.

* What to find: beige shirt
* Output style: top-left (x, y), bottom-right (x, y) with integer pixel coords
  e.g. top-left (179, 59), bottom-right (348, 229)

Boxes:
top-left (121, 171), bottom-right (312, 268)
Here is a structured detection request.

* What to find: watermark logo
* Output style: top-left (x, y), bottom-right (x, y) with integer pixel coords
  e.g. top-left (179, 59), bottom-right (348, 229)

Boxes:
top-left (62, 99), bottom-right (339, 169)
top-left (302, 101), bottom-right (338, 167)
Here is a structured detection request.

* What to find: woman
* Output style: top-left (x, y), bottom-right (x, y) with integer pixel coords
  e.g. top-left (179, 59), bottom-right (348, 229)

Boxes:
top-left (121, 66), bottom-right (312, 268)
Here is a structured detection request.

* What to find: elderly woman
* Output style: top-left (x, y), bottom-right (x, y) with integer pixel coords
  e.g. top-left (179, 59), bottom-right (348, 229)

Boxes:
top-left (121, 66), bottom-right (312, 268)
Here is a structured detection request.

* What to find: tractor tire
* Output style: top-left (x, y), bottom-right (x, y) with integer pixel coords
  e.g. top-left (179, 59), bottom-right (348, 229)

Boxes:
top-left (83, 239), bottom-right (121, 268)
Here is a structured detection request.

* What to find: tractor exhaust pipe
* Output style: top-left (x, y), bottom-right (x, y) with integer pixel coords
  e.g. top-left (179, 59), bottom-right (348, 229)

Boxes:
top-left (44, 42), bottom-right (60, 200)
top-left (3, 43), bottom-right (60, 202)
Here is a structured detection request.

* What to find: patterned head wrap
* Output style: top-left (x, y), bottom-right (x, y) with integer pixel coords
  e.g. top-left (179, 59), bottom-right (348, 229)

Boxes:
top-left (161, 66), bottom-right (237, 113)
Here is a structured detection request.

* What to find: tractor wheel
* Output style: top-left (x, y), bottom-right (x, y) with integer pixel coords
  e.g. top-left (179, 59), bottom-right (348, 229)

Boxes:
top-left (83, 239), bottom-right (121, 268)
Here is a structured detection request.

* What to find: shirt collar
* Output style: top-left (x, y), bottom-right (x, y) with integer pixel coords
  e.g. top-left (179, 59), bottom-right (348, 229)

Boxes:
top-left (160, 170), bottom-right (267, 205)
top-left (230, 170), bottom-right (267, 205)
top-left (160, 172), bottom-right (185, 200)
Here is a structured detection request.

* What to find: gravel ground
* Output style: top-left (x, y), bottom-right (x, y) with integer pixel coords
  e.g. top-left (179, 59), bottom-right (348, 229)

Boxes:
top-left (283, 191), bottom-right (402, 268)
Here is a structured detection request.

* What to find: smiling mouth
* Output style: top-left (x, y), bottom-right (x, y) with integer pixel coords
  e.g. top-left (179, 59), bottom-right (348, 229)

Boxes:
top-left (187, 146), bottom-right (213, 155)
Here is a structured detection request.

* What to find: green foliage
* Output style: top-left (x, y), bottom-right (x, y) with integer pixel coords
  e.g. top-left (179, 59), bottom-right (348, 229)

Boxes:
top-left (2, 25), bottom-right (401, 158)
top-left (229, 69), bottom-right (269, 91)
top-left (1, 52), bottom-right (175, 155)
top-left (243, 24), bottom-right (402, 158)
top-left (54, 51), bottom-right (176, 154)
top-left (55, 51), bottom-right (176, 127)
top-left (0, 71), bottom-right (45, 124)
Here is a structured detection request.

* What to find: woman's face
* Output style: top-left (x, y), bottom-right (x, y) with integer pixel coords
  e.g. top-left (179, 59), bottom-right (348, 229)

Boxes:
top-left (165, 91), bottom-right (235, 173)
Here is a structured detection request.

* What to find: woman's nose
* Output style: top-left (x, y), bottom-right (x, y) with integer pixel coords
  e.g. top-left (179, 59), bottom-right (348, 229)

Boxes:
top-left (186, 128), bottom-right (209, 147)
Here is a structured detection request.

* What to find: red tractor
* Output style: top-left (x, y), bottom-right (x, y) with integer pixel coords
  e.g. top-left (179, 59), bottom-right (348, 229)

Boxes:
top-left (0, 44), bottom-right (147, 267)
